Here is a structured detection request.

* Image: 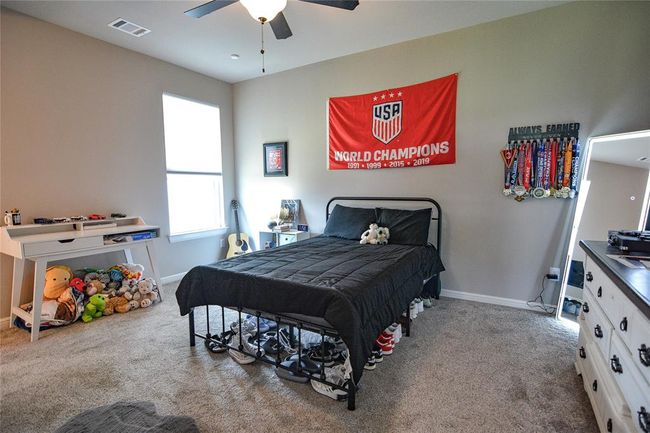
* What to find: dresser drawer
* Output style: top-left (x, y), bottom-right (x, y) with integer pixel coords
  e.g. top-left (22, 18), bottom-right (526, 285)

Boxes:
top-left (585, 256), bottom-right (620, 323)
top-left (609, 333), bottom-right (650, 433)
top-left (629, 308), bottom-right (650, 386)
top-left (23, 236), bottom-right (103, 257)
top-left (583, 287), bottom-right (614, 362)
top-left (278, 234), bottom-right (297, 246)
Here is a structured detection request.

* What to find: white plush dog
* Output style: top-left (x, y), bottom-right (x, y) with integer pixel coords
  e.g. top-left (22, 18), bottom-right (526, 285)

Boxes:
top-left (360, 224), bottom-right (390, 245)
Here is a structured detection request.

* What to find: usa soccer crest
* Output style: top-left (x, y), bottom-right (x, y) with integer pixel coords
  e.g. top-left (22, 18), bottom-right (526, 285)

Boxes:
top-left (372, 101), bottom-right (402, 144)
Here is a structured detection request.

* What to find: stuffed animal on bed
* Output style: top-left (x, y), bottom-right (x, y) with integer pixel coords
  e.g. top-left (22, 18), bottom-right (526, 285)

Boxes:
top-left (360, 224), bottom-right (390, 245)
top-left (376, 227), bottom-right (390, 245)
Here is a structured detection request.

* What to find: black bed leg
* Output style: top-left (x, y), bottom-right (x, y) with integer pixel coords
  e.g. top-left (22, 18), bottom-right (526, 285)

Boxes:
top-left (347, 380), bottom-right (356, 411)
top-left (189, 309), bottom-right (196, 347)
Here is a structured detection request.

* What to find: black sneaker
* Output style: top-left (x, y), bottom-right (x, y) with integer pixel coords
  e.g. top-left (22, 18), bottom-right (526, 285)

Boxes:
top-left (364, 354), bottom-right (376, 370)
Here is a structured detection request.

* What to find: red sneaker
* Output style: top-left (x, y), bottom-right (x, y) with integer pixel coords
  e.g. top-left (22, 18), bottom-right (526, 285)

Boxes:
top-left (375, 339), bottom-right (394, 355)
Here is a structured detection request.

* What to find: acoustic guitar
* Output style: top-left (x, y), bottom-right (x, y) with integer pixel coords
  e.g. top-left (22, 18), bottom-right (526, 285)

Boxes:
top-left (227, 200), bottom-right (251, 258)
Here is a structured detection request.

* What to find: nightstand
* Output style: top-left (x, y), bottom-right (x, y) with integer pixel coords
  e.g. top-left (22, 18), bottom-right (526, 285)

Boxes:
top-left (259, 230), bottom-right (310, 249)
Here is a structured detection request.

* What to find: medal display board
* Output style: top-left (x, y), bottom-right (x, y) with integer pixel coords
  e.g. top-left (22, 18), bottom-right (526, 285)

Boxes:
top-left (501, 123), bottom-right (580, 202)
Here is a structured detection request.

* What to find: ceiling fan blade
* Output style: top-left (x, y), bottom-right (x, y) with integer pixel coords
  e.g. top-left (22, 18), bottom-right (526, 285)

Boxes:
top-left (184, 0), bottom-right (238, 18)
top-left (298, 0), bottom-right (359, 10)
top-left (270, 12), bottom-right (293, 40)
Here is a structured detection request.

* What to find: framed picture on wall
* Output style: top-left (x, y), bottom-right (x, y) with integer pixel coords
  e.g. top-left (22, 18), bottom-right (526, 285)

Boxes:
top-left (263, 142), bottom-right (288, 177)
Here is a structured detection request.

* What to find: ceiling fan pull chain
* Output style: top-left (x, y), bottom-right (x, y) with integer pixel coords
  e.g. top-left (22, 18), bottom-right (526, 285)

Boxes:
top-left (260, 20), bottom-right (266, 74)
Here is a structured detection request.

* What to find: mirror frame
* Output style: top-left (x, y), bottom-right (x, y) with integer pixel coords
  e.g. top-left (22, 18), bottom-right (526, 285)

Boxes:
top-left (555, 129), bottom-right (650, 320)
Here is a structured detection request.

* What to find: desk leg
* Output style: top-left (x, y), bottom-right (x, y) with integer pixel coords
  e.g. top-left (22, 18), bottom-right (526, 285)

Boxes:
top-left (145, 241), bottom-right (163, 301)
top-left (30, 259), bottom-right (47, 342)
top-left (123, 248), bottom-right (134, 264)
top-left (9, 258), bottom-right (26, 328)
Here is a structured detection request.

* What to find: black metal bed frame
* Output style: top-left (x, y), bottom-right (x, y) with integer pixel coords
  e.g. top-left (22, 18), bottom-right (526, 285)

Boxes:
top-left (187, 196), bottom-right (442, 411)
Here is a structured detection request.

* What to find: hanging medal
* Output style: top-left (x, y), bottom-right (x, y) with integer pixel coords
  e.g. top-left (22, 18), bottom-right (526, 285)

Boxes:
top-left (569, 138), bottom-right (580, 198)
top-left (561, 137), bottom-right (572, 198)
top-left (501, 141), bottom-right (517, 196)
top-left (532, 140), bottom-right (545, 199)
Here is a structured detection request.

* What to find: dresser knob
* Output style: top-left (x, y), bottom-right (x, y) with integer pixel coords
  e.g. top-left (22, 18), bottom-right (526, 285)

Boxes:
top-left (579, 346), bottom-right (586, 359)
top-left (597, 286), bottom-right (602, 297)
top-left (586, 271), bottom-right (593, 282)
top-left (592, 379), bottom-right (598, 392)
top-left (639, 407), bottom-right (649, 433)
top-left (583, 303), bottom-right (590, 313)
top-left (594, 325), bottom-right (603, 339)
top-left (640, 344), bottom-right (650, 367)
top-left (620, 317), bottom-right (628, 332)
top-left (610, 355), bottom-right (623, 373)
top-left (607, 418), bottom-right (612, 432)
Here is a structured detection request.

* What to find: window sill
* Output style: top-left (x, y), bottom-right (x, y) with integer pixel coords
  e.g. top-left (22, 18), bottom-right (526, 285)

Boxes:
top-left (168, 227), bottom-right (228, 244)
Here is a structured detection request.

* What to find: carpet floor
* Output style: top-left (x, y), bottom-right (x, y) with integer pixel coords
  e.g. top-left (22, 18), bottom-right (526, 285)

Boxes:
top-left (0, 284), bottom-right (597, 433)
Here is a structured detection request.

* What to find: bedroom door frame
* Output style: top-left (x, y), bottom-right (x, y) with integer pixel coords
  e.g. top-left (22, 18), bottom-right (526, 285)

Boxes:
top-left (555, 129), bottom-right (650, 320)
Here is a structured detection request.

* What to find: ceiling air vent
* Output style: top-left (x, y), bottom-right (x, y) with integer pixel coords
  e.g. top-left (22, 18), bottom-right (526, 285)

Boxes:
top-left (108, 18), bottom-right (151, 37)
top-left (638, 156), bottom-right (649, 163)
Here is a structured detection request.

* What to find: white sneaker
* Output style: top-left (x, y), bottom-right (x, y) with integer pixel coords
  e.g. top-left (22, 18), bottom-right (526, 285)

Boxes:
top-left (416, 298), bottom-right (424, 313)
top-left (310, 363), bottom-right (350, 401)
top-left (423, 297), bottom-right (433, 308)
top-left (230, 319), bottom-right (257, 337)
top-left (387, 324), bottom-right (402, 343)
top-left (409, 302), bottom-right (418, 319)
top-left (228, 334), bottom-right (264, 365)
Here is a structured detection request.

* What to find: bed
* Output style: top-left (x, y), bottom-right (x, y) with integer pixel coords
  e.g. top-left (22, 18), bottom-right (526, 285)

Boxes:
top-left (175, 197), bottom-right (444, 410)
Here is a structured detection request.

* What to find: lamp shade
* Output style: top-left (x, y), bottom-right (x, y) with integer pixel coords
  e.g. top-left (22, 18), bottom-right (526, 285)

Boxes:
top-left (240, 0), bottom-right (287, 22)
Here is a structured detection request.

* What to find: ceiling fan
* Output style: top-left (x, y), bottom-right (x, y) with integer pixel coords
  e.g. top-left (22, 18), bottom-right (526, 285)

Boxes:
top-left (185, 0), bottom-right (359, 40)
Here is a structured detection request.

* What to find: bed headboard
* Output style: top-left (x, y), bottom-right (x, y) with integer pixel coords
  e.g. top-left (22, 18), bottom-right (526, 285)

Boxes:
top-left (325, 196), bottom-right (442, 254)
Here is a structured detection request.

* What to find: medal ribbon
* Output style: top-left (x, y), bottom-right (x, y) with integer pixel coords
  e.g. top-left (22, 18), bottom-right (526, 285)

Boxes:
top-left (563, 137), bottom-right (572, 187)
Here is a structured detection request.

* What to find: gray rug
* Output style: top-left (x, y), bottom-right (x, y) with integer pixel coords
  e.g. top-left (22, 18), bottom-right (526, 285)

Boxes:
top-left (0, 283), bottom-right (597, 433)
top-left (53, 401), bottom-right (200, 433)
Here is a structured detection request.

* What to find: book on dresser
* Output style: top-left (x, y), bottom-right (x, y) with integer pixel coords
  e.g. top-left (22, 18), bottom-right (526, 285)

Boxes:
top-left (576, 240), bottom-right (649, 433)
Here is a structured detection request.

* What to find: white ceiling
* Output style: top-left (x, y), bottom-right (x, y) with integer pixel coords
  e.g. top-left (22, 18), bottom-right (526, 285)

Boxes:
top-left (3, 0), bottom-right (564, 83)
top-left (591, 135), bottom-right (650, 169)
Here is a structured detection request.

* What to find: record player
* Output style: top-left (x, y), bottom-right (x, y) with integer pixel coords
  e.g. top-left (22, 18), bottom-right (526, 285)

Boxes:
top-left (608, 229), bottom-right (650, 253)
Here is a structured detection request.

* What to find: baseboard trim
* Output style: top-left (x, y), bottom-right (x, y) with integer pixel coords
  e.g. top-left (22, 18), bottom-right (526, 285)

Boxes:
top-left (160, 272), bottom-right (187, 285)
top-left (440, 289), bottom-right (557, 312)
top-left (0, 316), bottom-right (10, 331)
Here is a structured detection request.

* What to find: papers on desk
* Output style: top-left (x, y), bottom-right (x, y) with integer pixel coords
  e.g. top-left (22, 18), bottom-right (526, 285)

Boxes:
top-left (607, 254), bottom-right (650, 270)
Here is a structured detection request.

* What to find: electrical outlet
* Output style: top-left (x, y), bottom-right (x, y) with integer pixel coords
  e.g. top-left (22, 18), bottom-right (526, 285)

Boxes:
top-left (547, 267), bottom-right (560, 281)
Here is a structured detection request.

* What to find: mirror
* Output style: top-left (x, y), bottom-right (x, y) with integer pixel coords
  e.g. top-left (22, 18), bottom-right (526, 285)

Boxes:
top-left (557, 130), bottom-right (650, 322)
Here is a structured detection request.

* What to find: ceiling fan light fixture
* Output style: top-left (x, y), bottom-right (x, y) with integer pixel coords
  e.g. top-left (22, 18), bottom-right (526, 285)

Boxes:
top-left (240, 0), bottom-right (287, 22)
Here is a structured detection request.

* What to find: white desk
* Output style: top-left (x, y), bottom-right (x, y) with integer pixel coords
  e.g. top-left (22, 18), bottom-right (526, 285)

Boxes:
top-left (0, 217), bottom-right (161, 341)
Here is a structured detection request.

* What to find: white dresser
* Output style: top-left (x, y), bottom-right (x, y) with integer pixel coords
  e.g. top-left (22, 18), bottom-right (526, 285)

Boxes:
top-left (577, 241), bottom-right (650, 433)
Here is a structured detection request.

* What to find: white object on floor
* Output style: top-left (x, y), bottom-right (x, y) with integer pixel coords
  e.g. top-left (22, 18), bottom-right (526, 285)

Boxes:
top-left (0, 216), bottom-right (161, 341)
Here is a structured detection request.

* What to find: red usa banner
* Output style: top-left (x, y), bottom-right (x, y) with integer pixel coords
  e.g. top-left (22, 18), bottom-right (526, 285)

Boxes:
top-left (328, 74), bottom-right (457, 170)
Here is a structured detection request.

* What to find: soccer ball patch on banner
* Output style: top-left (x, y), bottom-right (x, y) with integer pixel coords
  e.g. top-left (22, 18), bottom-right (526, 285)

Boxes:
top-left (328, 73), bottom-right (457, 170)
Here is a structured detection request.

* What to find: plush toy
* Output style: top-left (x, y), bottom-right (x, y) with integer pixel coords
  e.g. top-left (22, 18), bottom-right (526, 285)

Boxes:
top-left (84, 270), bottom-right (109, 296)
top-left (108, 266), bottom-right (124, 284)
top-left (376, 227), bottom-right (390, 245)
top-left (44, 265), bottom-right (73, 300)
top-left (360, 224), bottom-right (379, 245)
top-left (82, 294), bottom-right (107, 323)
top-left (69, 278), bottom-right (86, 293)
top-left (104, 296), bottom-right (131, 315)
top-left (137, 278), bottom-right (158, 308)
top-left (85, 280), bottom-right (105, 297)
top-left (121, 278), bottom-right (140, 301)
top-left (121, 263), bottom-right (144, 281)
top-left (54, 288), bottom-right (77, 322)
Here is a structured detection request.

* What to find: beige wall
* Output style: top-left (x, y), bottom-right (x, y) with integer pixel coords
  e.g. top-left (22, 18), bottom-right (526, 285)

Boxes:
top-left (0, 9), bottom-right (235, 318)
top-left (233, 2), bottom-right (650, 304)
top-left (573, 161), bottom-right (649, 261)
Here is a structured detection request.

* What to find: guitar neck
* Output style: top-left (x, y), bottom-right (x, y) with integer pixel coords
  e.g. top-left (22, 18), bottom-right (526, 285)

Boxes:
top-left (233, 208), bottom-right (242, 241)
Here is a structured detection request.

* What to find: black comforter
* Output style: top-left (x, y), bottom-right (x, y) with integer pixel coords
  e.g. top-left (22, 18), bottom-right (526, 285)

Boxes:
top-left (175, 236), bottom-right (444, 382)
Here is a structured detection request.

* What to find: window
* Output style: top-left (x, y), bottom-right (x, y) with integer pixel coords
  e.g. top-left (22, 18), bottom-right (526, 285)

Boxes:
top-left (162, 93), bottom-right (224, 238)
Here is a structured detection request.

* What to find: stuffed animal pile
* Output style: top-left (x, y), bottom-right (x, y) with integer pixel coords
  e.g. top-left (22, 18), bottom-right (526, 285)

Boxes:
top-left (360, 223), bottom-right (390, 245)
top-left (17, 263), bottom-right (159, 329)
top-left (76, 264), bottom-right (159, 322)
